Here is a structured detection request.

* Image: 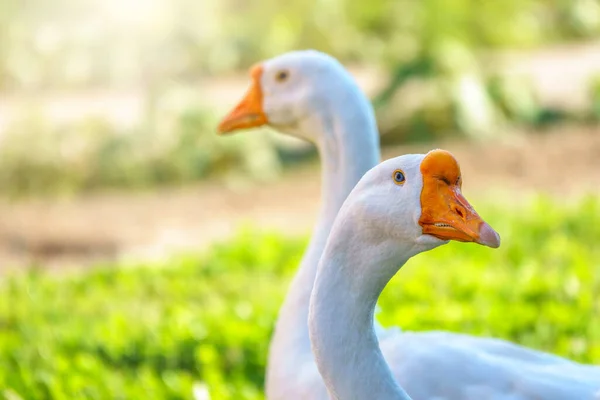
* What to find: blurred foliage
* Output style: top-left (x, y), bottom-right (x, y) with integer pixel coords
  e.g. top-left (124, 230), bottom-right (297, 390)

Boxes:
top-left (1, 0), bottom-right (600, 89)
top-left (1, 0), bottom-right (600, 195)
top-left (591, 75), bottom-right (600, 119)
top-left (0, 196), bottom-right (599, 399)
top-left (0, 93), bottom-right (281, 197)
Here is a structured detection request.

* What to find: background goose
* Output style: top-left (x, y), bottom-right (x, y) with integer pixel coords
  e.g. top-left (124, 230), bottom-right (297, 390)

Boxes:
top-left (309, 149), bottom-right (600, 400)
top-left (218, 50), bottom-right (380, 399)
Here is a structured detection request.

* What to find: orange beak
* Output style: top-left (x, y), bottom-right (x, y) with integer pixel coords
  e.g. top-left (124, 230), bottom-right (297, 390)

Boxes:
top-left (217, 64), bottom-right (268, 134)
top-left (418, 150), bottom-right (500, 248)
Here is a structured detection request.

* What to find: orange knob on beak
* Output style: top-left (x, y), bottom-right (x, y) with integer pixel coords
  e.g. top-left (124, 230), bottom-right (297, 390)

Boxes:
top-left (418, 150), bottom-right (500, 248)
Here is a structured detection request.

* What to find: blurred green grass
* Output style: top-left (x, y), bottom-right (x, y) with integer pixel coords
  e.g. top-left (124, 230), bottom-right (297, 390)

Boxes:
top-left (0, 195), bottom-right (599, 399)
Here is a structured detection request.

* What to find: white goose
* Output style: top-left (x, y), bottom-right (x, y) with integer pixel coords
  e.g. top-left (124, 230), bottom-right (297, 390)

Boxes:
top-left (218, 50), bottom-right (380, 399)
top-left (309, 149), bottom-right (600, 400)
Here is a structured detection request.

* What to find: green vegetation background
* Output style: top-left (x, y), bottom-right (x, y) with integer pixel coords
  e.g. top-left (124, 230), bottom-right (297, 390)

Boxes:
top-left (1, 196), bottom-right (598, 399)
top-left (1, 1), bottom-right (599, 398)
top-left (1, 0), bottom-right (600, 196)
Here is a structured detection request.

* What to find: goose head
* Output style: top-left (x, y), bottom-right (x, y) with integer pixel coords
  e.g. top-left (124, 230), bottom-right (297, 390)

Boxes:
top-left (217, 50), bottom-right (374, 144)
top-left (342, 149), bottom-right (500, 255)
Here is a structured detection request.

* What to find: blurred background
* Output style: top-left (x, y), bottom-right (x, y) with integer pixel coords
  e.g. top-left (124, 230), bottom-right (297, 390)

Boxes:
top-left (0, 0), bottom-right (599, 398)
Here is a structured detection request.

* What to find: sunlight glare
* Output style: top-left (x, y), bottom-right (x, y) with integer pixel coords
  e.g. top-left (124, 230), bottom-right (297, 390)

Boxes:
top-left (99, 0), bottom-right (165, 26)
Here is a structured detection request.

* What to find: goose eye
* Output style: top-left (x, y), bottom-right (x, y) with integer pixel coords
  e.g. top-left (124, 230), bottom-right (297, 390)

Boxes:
top-left (275, 70), bottom-right (289, 83)
top-left (393, 169), bottom-right (406, 185)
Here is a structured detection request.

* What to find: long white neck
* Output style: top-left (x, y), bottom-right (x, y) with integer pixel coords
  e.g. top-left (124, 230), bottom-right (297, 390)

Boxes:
top-left (266, 90), bottom-right (380, 397)
top-left (308, 214), bottom-right (415, 400)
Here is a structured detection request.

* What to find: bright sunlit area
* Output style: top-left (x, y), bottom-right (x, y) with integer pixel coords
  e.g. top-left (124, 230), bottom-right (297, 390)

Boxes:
top-left (0, 0), bottom-right (599, 399)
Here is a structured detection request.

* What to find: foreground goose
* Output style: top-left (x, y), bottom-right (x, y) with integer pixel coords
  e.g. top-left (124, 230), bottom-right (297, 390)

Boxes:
top-left (218, 50), bottom-right (380, 398)
top-left (309, 149), bottom-right (600, 400)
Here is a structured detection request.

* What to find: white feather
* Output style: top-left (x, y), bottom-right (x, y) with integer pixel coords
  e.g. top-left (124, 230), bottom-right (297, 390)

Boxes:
top-left (308, 153), bottom-right (600, 400)
top-left (230, 50), bottom-right (599, 399)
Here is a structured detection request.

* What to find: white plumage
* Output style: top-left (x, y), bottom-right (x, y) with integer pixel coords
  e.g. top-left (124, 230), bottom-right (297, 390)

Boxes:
top-left (219, 50), bottom-right (380, 399)
top-left (219, 51), bottom-right (600, 400)
top-left (308, 151), bottom-right (600, 400)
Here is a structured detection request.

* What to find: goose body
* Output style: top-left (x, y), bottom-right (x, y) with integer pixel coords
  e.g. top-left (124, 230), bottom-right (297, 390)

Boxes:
top-left (381, 331), bottom-right (600, 399)
top-left (308, 150), bottom-right (600, 400)
top-left (219, 51), bottom-right (600, 399)
top-left (218, 50), bottom-right (380, 399)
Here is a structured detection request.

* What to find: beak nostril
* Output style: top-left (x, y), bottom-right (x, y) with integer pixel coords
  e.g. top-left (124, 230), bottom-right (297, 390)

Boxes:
top-left (454, 205), bottom-right (465, 219)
